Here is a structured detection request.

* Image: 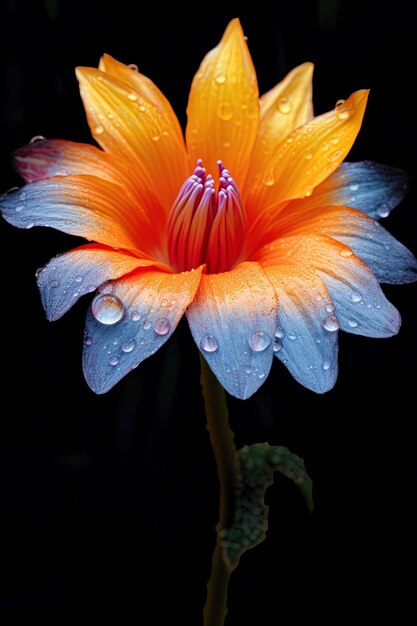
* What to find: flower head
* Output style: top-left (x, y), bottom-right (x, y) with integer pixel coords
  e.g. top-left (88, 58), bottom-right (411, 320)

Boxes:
top-left (1, 19), bottom-right (416, 399)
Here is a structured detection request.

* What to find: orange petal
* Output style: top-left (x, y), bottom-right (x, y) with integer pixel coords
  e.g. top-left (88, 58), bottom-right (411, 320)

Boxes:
top-left (247, 63), bottom-right (314, 204)
top-left (76, 65), bottom-right (189, 213)
top-left (185, 18), bottom-right (259, 189)
top-left (245, 90), bottom-right (369, 220)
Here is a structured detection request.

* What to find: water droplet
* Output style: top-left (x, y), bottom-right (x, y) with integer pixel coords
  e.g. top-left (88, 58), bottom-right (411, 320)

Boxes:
top-left (304, 186), bottom-right (314, 197)
top-left (154, 318), bottom-right (171, 336)
top-left (160, 298), bottom-right (168, 307)
top-left (349, 183), bottom-right (359, 191)
top-left (109, 355), bottom-right (119, 366)
top-left (275, 327), bottom-right (285, 339)
top-left (127, 92), bottom-right (138, 101)
top-left (222, 140), bottom-right (231, 148)
top-left (249, 331), bottom-right (271, 352)
top-left (376, 205), bottom-right (390, 218)
top-left (30, 135), bottom-right (46, 143)
top-left (95, 125), bottom-right (104, 135)
top-left (128, 63), bottom-right (138, 71)
top-left (143, 320), bottom-right (151, 330)
top-left (91, 294), bottom-right (125, 325)
top-left (273, 338), bottom-right (282, 353)
top-left (335, 99), bottom-right (345, 108)
top-left (277, 96), bottom-right (292, 114)
top-left (75, 275), bottom-right (83, 283)
top-left (325, 303), bottom-right (335, 313)
top-left (200, 334), bottom-right (218, 353)
top-left (340, 248), bottom-right (353, 257)
top-left (138, 104), bottom-right (146, 112)
top-left (323, 360), bottom-right (330, 371)
top-left (50, 279), bottom-right (59, 288)
top-left (98, 282), bottom-right (112, 294)
top-left (25, 222), bottom-right (34, 229)
top-left (14, 203), bottom-right (24, 212)
top-left (263, 170), bottom-right (275, 186)
top-left (84, 336), bottom-right (92, 347)
top-left (217, 102), bottom-right (234, 121)
top-left (258, 372), bottom-right (265, 379)
top-left (215, 73), bottom-right (226, 84)
top-left (347, 319), bottom-right (359, 328)
top-left (288, 332), bottom-right (297, 341)
top-left (131, 309), bottom-right (141, 321)
top-left (121, 339), bottom-right (136, 353)
top-left (151, 135), bottom-right (160, 142)
top-left (304, 151), bottom-right (313, 160)
top-left (351, 292), bottom-right (361, 302)
top-left (323, 316), bottom-right (340, 332)
top-left (331, 150), bottom-right (343, 162)
top-left (337, 109), bottom-right (350, 120)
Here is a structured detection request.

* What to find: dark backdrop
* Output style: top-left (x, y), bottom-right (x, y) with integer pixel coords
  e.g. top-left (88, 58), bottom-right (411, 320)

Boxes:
top-left (1, 0), bottom-right (416, 622)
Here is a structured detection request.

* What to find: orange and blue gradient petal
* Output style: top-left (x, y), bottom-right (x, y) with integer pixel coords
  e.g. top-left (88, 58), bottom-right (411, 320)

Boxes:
top-left (262, 264), bottom-right (339, 393)
top-left (186, 262), bottom-right (277, 399)
top-left (83, 266), bottom-right (203, 394)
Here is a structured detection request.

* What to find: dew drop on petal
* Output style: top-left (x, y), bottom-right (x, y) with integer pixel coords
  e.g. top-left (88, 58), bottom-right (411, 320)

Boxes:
top-left (249, 331), bottom-right (271, 352)
top-left (244, 365), bottom-right (252, 374)
top-left (325, 303), bottom-right (335, 313)
top-left (95, 125), bottom-right (104, 135)
top-left (340, 248), bottom-right (353, 257)
top-left (347, 319), bottom-right (359, 328)
top-left (91, 294), bottom-right (125, 325)
top-left (273, 338), bottom-right (282, 353)
top-left (200, 334), bottom-right (218, 353)
top-left (351, 292), bottom-right (361, 302)
top-left (121, 339), bottom-right (136, 353)
top-left (258, 372), bottom-right (265, 379)
top-left (84, 336), bottom-right (92, 347)
top-left (215, 73), bottom-right (226, 84)
top-left (288, 332), bottom-right (297, 341)
top-left (376, 205), bottom-right (390, 218)
top-left (131, 309), bottom-right (141, 321)
top-left (275, 327), bottom-right (285, 339)
top-left (217, 102), bottom-right (234, 121)
top-left (14, 204), bottom-right (24, 212)
top-left (127, 92), bottom-right (138, 101)
top-left (349, 183), bottom-right (359, 191)
top-left (50, 279), bottom-right (59, 288)
top-left (263, 170), bottom-right (275, 186)
top-left (138, 104), bottom-right (146, 112)
top-left (335, 99), bottom-right (345, 108)
top-left (337, 109), bottom-right (350, 120)
top-left (143, 320), bottom-right (151, 330)
top-left (154, 318), bottom-right (171, 336)
top-left (277, 96), bottom-right (292, 114)
top-left (323, 360), bottom-right (330, 371)
top-left (109, 355), bottom-right (119, 366)
top-left (75, 275), bottom-right (83, 283)
top-left (323, 316), bottom-right (340, 332)
top-left (30, 135), bottom-right (46, 143)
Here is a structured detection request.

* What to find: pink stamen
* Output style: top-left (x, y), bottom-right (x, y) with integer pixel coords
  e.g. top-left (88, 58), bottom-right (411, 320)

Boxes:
top-left (167, 159), bottom-right (247, 273)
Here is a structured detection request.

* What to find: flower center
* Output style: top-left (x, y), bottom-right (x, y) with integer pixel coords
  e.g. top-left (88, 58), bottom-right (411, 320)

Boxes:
top-left (167, 160), bottom-right (247, 273)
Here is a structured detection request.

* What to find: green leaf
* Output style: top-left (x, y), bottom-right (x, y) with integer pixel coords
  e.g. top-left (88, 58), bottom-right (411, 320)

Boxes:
top-left (219, 443), bottom-right (313, 567)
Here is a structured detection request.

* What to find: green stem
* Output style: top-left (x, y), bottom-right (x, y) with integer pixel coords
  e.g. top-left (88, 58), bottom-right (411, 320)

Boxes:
top-left (200, 355), bottom-right (239, 626)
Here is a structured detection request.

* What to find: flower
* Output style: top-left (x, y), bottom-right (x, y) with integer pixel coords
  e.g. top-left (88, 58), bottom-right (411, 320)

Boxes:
top-left (1, 19), bottom-right (416, 400)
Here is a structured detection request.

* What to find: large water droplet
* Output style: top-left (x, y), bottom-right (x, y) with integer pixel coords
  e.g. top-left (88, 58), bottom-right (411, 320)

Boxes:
top-left (277, 96), bottom-right (292, 114)
top-left (323, 316), bottom-right (340, 332)
top-left (249, 331), bottom-right (271, 352)
top-left (95, 125), bottom-right (104, 135)
top-left (109, 355), bottom-right (119, 366)
top-left (215, 73), bottom-right (226, 84)
top-left (91, 294), bottom-right (125, 325)
top-left (200, 334), bottom-right (218, 353)
top-left (351, 292), bottom-right (361, 302)
top-left (121, 338), bottom-right (136, 352)
top-left (273, 338), bottom-right (282, 353)
top-left (127, 92), bottom-right (138, 101)
top-left (30, 135), bottom-right (46, 143)
top-left (217, 102), bottom-right (234, 121)
top-left (154, 318), bottom-right (171, 336)
top-left (325, 303), bottom-right (335, 313)
top-left (275, 327), bottom-right (285, 339)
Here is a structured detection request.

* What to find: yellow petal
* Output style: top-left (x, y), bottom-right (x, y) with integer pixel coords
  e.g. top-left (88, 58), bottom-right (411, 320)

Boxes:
top-left (246, 90), bottom-right (369, 221)
top-left (76, 65), bottom-right (189, 213)
top-left (248, 63), bottom-right (314, 200)
top-left (185, 18), bottom-right (259, 189)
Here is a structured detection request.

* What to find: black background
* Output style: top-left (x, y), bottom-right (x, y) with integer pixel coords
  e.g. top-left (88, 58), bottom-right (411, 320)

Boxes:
top-left (1, 0), bottom-right (416, 622)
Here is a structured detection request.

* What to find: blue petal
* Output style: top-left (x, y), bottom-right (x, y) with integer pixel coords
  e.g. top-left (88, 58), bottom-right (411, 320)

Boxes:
top-left (37, 246), bottom-right (157, 320)
top-left (263, 266), bottom-right (338, 393)
top-left (83, 267), bottom-right (203, 394)
top-left (330, 212), bottom-right (417, 284)
top-left (186, 262), bottom-right (278, 400)
top-left (308, 161), bottom-right (411, 219)
top-left (315, 237), bottom-right (401, 337)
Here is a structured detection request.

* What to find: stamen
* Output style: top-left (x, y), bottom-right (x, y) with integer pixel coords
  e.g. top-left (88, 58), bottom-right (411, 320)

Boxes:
top-left (167, 159), bottom-right (247, 273)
